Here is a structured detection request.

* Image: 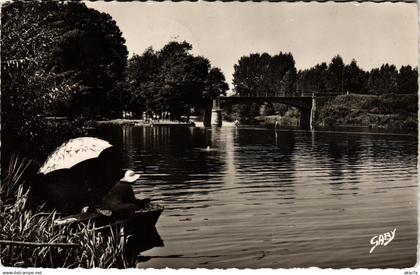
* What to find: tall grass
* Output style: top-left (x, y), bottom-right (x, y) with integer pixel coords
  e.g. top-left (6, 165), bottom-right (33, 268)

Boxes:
top-left (0, 153), bottom-right (32, 206)
top-left (0, 154), bottom-right (132, 268)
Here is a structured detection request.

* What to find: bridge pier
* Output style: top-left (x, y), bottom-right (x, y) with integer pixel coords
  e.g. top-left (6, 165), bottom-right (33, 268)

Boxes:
top-left (203, 106), bottom-right (212, 127)
top-left (211, 98), bottom-right (222, 127)
top-left (300, 109), bottom-right (311, 129)
top-left (203, 99), bottom-right (222, 127)
top-left (299, 95), bottom-right (316, 129)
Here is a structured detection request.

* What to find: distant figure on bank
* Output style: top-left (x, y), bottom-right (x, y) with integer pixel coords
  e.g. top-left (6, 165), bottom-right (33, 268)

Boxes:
top-left (274, 119), bottom-right (280, 131)
top-left (97, 170), bottom-right (149, 216)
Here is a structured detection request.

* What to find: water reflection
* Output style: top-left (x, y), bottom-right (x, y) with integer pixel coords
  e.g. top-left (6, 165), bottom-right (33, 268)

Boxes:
top-left (221, 127), bottom-right (237, 187)
top-left (126, 227), bottom-right (164, 262)
top-left (95, 125), bottom-right (417, 268)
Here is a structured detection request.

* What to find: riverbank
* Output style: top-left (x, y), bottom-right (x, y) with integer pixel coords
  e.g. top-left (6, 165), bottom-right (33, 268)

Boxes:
top-left (96, 119), bottom-right (142, 126)
top-left (314, 94), bottom-right (418, 130)
top-left (96, 119), bottom-right (198, 127)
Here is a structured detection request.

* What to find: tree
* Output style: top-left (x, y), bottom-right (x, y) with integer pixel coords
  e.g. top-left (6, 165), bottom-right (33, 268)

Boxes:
top-left (233, 53), bottom-right (269, 97)
top-left (367, 64), bottom-right (398, 95)
top-left (280, 70), bottom-right (296, 96)
top-left (325, 55), bottom-right (345, 94)
top-left (270, 52), bottom-right (296, 96)
top-left (380, 64), bottom-right (398, 94)
top-left (203, 68), bottom-right (229, 101)
top-left (50, 3), bottom-right (128, 117)
top-left (397, 65), bottom-right (418, 94)
top-left (1, 1), bottom-right (128, 164)
top-left (232, 52), bottom-right (296, 97)
top-left (296, 63), bottom-right (327, 96)
top-left (343, 59), bottom-right (368, 94)
top-left (367, 68), bottom-right (382, 95)
top-left (126, 41), bottom-right (228, 120)
top-left (125, 48), bottom-right (161, 116)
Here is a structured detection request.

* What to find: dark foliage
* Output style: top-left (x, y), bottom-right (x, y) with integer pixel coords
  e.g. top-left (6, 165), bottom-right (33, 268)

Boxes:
top-left (233, 52), bottom-right (296, 97)
top-left (295, 56), bottom-right (417, 96)
top-left (1, 1), bottom-right (128, 167)
top-left (125, 41), bottom-right (228, 120)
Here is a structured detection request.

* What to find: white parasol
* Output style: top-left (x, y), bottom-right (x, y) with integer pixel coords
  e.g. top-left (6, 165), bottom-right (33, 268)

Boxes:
top-left (39, 137), bottom-right (113, 175)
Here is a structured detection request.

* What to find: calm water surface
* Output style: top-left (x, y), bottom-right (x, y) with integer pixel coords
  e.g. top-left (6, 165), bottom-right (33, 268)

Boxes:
top-left (96, 125), bottom-right (417, 268)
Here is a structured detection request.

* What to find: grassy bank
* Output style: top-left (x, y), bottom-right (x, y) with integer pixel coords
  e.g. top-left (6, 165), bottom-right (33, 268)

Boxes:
top-left (314, 94), bottom-right (418, 130)
top-left (0, 155), bottom-right (132, 268)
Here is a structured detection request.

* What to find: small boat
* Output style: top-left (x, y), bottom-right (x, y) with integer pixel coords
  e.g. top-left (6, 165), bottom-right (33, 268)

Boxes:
top-left (54, 203), bottom-right (164, 234)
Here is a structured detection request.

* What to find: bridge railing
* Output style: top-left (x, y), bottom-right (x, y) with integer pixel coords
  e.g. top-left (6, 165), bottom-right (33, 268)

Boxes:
top-left (234, 93), bottom-right (307, 98)
top-left (232, 92), bottom-right (341, 98)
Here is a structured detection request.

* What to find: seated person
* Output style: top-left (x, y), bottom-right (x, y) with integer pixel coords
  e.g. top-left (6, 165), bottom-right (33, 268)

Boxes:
top-left (97, 170), bottom-right (149, 216)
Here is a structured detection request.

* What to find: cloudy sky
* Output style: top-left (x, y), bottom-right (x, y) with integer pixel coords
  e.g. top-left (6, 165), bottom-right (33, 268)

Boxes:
top-left (87, 2), bottom-right (418, 92)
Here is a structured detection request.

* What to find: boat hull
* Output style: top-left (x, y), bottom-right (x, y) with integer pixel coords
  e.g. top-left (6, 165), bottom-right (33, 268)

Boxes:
top-left (55, 203), bottom-right (164, 234)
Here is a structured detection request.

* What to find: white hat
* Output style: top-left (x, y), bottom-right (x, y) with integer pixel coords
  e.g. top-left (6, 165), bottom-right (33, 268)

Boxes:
top-left (120, 170), bottom-right (140, 183)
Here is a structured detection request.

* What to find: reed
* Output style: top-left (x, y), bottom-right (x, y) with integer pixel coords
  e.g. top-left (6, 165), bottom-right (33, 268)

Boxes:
top-left (0, 153), bottom-right (32, 206)
top-left (0, 155), bottom-right (131, 268)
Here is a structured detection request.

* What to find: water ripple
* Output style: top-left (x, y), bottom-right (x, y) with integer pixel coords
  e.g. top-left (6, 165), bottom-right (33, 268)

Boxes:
top-left (97, 125), bottom-right (417, 268)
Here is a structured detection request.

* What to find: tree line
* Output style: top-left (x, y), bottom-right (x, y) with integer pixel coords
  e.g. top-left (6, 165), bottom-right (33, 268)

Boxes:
top-left (233, 53), bottom-right (418, 97)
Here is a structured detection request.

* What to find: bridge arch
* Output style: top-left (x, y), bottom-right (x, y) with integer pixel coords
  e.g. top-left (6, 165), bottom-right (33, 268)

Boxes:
top-left (205, 96), bottom-right (315, 128)
top-left (219, 96), bottom-right (312, 110)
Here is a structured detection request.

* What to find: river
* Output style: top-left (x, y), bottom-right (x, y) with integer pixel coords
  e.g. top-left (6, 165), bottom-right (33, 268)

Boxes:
top-left (96, 124), bottom-right (417, 268)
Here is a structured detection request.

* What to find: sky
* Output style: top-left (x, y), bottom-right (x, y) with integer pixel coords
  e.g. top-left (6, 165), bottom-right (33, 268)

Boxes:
top-left (87, 2), bottom-right (418, 92)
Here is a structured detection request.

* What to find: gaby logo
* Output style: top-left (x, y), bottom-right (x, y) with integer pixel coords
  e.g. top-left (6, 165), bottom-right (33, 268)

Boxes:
top-left (369, 228), bottom-right (396, 254)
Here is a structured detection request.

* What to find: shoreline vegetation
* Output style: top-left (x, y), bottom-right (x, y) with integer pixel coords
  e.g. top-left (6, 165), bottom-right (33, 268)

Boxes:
top-left (0, 155), bottom-right (132, 268)
top-left (314, 94), bottom-right (417, 131)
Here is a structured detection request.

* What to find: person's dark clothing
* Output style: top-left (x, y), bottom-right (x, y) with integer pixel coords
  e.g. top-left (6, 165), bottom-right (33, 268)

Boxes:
top-left (99, 182), bottom-right (137, 215)
top-left (98, 181), bottom-right (151, 216)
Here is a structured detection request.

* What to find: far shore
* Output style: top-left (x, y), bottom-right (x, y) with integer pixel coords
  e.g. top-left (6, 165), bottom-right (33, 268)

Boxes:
top-left (96, 118), bottom-right (204, 127)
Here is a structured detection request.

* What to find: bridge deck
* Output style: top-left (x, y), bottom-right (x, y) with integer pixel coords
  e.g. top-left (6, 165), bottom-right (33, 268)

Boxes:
top-left (218, 96), bottom-right (313, 110)
top-left (219, 96), bottom-right (312, 100)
